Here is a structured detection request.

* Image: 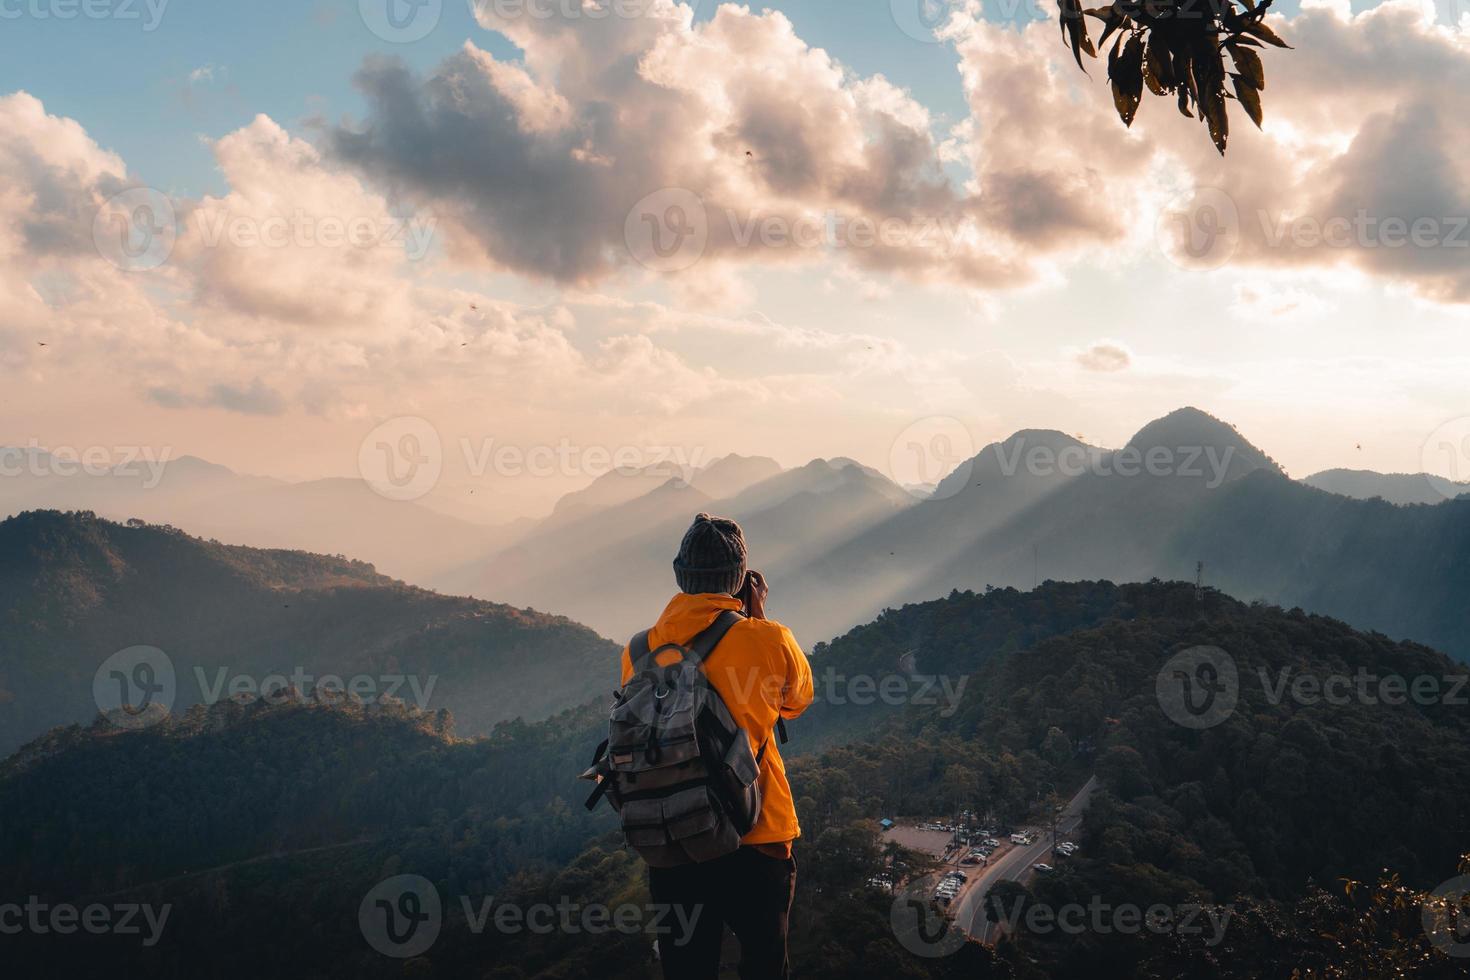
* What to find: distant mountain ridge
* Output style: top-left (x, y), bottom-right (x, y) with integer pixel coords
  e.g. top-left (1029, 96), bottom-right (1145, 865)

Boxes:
top-left (1303, 467), bottom-right (1470, 506)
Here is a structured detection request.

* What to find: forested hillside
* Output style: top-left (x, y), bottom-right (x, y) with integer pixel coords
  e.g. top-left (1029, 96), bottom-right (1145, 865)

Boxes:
top-left (5, 580), bottom-right (1467, 978)
top-left (0, 510), bottom-right (620, 754)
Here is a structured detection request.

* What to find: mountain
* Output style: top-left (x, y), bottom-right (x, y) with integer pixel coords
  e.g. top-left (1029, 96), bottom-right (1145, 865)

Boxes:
top-left (1303, 467), bottom-right (1470, 505)
top-left (430, 407), bottom-right (1470, 662)
top-left (776, 408), bottom-right (1470, 661)
top-left (0, 510), bottom-right (619, 755)
top-left (437, 457), bottom-right (914, 640)
top-left (161, 475), bottom-right (516, 584)
top-left (5, 580), bottom-right (1468, 978)
top-left (0, 449), bottom-right (519, 585)
top-left (540, 453), bottom-right (783, 528)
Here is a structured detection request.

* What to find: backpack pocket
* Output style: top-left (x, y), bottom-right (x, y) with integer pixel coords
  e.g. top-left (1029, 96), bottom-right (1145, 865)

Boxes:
top-left (715, 733), bottom-right (763, 836)
top-left (618, 785), bottom-right (743, 867)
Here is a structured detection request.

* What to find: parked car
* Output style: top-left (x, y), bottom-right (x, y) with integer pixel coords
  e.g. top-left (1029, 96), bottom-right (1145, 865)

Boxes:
top-left (1033, 863), bottom-right (1055, 874)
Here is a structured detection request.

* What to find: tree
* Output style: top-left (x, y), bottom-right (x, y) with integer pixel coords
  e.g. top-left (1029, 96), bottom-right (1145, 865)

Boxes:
top-left (1057, 0), bottom-right (1292, 153)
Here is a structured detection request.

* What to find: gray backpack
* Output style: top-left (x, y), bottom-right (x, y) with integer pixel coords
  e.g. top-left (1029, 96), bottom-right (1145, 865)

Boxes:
top-left (583, 610), bottom-right (780, 867)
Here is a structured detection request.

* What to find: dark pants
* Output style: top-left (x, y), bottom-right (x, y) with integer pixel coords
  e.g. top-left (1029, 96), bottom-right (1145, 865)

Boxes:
top-left (647, 846), bottom-right (796, 980)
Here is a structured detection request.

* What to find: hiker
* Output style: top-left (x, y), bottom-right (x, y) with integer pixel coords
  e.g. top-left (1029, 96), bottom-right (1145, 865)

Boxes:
top-left (586, 513), bottom-right (813, 980)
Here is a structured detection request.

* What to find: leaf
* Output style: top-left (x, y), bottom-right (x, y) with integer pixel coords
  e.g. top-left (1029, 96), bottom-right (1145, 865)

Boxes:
top-left (1231, 73), bottom-right (1263, 127)
top-left (1108, 33), bottom-right (1146, 127)
top-left (1142, 52), bottom-right (1167, 95)
top-left (1228, 43), bottom-right (1265, 89)
top-left (1176, 85), bottom-right (1194, 118)
top-left (1245, 19), bottom-right (1293, 48)
top-left (1058, 0), bottom-right (1098, 71)
top-left (1192, 46), bottom-right (1229, 153)
top-left (1146, 38), bottom-right (1174, 90)
top-left (1096, 6), bottom-right (1128, 50)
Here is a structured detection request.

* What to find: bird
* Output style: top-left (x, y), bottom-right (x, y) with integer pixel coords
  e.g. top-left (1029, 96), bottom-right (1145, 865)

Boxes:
top-left (461, 342), bottom-right (468, 346)
top-left (470, 303), bottom-right (478, 311)
top-left (744, 150), bottom-right (753, 157)
top-left (36, 342), bottom-right (47, 347)
top-left (1355, 443), bottom-right (1362, 451)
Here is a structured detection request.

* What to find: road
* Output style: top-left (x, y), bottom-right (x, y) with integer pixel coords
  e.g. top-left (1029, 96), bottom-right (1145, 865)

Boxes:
top-left (951, 775), bottom-right (1099, 943)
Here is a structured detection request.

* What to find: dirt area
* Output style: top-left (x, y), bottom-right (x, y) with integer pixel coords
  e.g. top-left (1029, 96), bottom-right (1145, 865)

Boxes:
top-left (882, 824), bottom-right (957, 857)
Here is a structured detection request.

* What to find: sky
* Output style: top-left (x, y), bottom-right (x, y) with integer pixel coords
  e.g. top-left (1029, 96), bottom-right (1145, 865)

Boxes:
top-left (2, 0), bottom-right (1469, 521)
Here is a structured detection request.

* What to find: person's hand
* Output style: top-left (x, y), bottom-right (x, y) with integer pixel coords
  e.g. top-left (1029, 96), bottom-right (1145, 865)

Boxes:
top-left (742, 569), bottom-right (769, 620)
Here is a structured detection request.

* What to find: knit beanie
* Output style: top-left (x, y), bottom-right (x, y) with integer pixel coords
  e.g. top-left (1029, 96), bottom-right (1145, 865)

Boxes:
top-left (672, 513), bottom-right (747, 595)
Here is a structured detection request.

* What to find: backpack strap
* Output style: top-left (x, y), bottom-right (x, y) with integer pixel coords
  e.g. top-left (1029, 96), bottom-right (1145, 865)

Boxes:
top-left (684, 609), bottom-right (745, 666)
top-left (628, 629), bottom-right (655, 672)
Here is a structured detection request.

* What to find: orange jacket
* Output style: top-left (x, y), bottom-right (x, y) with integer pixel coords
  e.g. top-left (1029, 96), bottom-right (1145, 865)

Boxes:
top-left (619, 592), bottom-right (814, 846)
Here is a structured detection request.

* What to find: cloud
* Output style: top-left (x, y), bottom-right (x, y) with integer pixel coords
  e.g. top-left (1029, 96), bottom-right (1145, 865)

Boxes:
top-left (1076, 343), bottom-right (1132, 373)
top-left (947, 0), bottom-right (1470, 303)
top-left (322, 4), bottom-right (1031, 290)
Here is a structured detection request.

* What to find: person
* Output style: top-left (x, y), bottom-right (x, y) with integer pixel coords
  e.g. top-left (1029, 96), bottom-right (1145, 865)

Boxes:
top-left (619, 513), bottom-right (814, 980)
